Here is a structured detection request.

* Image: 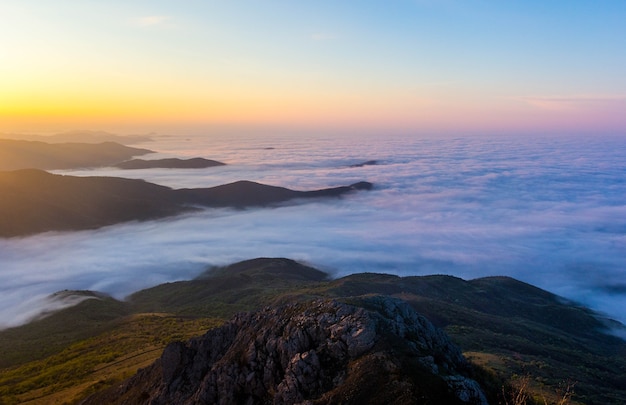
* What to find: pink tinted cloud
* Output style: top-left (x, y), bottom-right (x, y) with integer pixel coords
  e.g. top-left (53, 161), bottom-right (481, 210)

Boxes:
top-left (520, 94), bottom-right (626, 112)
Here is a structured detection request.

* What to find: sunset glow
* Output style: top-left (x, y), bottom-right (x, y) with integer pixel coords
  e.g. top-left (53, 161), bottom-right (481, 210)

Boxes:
top-left (1, 1), bottom-right (625, 136)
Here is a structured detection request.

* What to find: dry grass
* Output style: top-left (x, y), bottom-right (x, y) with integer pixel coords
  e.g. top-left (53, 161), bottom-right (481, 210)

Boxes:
top-left (503, 375), bottom-right (576, 405)
top-left (0, 314), bottom-right (222, 405)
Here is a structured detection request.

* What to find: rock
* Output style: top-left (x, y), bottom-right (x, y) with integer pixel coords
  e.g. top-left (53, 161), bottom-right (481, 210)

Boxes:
top-left (83, 297), bottom-right (487, 405)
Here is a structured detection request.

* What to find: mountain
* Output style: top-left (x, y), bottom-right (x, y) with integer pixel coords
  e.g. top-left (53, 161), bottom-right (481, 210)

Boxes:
top-left (1, 258), bottom-right (624, 404)
top-left (177, 180), bottom-right (372, 208)
top-left (115, 157), bottom-right (225, 169)
top-left (0, 139), bottom-right (152, 170)
top-left (83, 297), bottom-right (488, 405)
top-left (0, 130), bottom-right (152, 145)
top-left (0, 170), bottom-right (373, 237)
top-left (349, 159), bottom-right (378, 167)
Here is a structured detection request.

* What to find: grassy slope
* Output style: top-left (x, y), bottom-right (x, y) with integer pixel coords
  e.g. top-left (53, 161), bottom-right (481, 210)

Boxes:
top-left (0, 259), bottom-right (327, 404)
top-left (1, 258), bottom-right (624, 404)
top-left (0, 314), bottom-right (221, 405)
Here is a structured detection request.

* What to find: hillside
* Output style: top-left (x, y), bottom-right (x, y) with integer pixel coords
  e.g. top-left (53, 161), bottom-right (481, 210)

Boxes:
top-left (0, 130), bottom-right (152, 145)
top-left (0, 170), bottom-right (372, 237)
top-left (0, 258), bottom-right (624, 404)
top-left (84, 297), bottom-right (488, 405)
top-left (115, 157), bottom-right (225, 169)
top-left (0, 139), bottom-right (152, 170)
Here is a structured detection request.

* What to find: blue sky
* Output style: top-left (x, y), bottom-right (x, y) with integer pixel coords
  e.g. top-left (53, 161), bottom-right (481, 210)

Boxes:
top-left (1, 0), bottom-right (625, 135)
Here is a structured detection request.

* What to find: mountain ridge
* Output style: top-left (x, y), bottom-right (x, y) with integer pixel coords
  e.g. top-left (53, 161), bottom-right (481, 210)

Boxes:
top-left (0, 130), bottom-right (152, 144)
top-left (2, 258), bottom-right (624, 404)
top-left (0, 170), bottom-right (372, 237)
top-left (0, 139), bottom-right (152, 170)
top-left (115, 157), bottom-right (225, 169)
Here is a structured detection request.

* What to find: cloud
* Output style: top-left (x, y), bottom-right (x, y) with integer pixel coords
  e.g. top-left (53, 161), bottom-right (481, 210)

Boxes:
top-left (132, 15), bottom-right (173, 28)
top-left (520, 94), bottom-right (626, 111)
top-left (2, 133), bottom-right (626, 329)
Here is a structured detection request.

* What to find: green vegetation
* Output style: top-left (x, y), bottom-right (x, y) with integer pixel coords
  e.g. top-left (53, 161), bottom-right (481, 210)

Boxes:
top-left (0, 313), bottom-right (221, 404)
top-left (1, 258), bottom-right (625, 404)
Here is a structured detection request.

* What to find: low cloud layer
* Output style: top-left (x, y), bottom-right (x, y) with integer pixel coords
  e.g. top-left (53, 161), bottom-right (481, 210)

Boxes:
top-left (2, 133), bottom-right (625, 328)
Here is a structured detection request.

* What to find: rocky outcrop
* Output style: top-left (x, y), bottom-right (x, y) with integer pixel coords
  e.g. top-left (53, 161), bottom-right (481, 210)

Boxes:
top-left (85, 296), bottom-right (487, 404)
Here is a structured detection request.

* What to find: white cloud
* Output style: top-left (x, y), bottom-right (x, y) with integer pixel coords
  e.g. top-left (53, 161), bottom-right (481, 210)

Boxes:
top-left (132, 15), bottom-right (173, 28)
top-left (520, 94), bottom-right (626, 111)
top-left (2, 133), bottom-right (626, 328)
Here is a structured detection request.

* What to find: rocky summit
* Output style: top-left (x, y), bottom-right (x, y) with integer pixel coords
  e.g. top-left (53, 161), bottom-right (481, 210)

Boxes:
top-left (84, 296), bottom-right (486, 405)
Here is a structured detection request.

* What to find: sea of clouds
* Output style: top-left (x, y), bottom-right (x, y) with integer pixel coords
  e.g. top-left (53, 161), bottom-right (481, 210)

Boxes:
top-left (1, 133), bottom-right (625, 329)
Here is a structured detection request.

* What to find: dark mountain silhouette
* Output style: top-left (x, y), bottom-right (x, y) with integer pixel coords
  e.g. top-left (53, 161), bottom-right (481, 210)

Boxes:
top-left (349, 159), bottom-right (378, 167)
top-left (115, 157), bottom-right (225, 169)
top-left (0, 139), bottom-right (152, 170)
top-left (0, 170), bottom-right (372, 237)
top-left (177, 180), bottom-right (372, 208)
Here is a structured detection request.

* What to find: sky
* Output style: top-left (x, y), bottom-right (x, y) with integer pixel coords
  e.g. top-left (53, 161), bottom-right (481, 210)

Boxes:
top-left (1, 0), bottom-right (625, 136)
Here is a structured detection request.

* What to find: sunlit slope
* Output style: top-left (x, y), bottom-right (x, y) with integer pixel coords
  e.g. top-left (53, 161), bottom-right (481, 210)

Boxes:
top-left (0, 259), bottom-right (327, 404)
top-left (1, 258), bottom-right (624, 403)
top-left (0, 139), bottom-right (152, 170)
top-left (0, 170), bottom-right (372, 237)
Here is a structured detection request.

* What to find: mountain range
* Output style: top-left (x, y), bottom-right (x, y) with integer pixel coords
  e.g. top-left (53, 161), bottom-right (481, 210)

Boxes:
top-left (1, 258), bottom-right (624, 404)
top-left (0, 139), bottom-right (152, 171)
top-left (0, 130), bottom-right (152, 145)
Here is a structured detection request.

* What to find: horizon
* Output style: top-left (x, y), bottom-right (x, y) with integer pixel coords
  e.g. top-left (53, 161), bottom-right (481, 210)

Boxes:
top-left (1, 1), bottom-right (625, 137)
top-left (2, 3), bottom-right (626, 402)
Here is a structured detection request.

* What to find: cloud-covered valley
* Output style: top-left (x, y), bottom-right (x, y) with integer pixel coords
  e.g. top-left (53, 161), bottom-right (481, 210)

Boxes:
top-left (1, 133), bottom-right (625, 328)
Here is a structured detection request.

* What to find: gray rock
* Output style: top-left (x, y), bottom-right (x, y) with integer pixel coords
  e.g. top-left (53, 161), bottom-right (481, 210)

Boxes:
top-left (83, 296), bottom-right (488, 405)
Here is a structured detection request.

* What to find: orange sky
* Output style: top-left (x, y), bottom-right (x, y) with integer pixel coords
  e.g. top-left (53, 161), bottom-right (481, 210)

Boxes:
top-left (2, 1), bottom-right (625, 136)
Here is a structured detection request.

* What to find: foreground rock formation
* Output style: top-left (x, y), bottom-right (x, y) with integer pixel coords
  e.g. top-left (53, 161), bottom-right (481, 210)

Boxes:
top-left (84, 296), bottom-right (487, 405)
